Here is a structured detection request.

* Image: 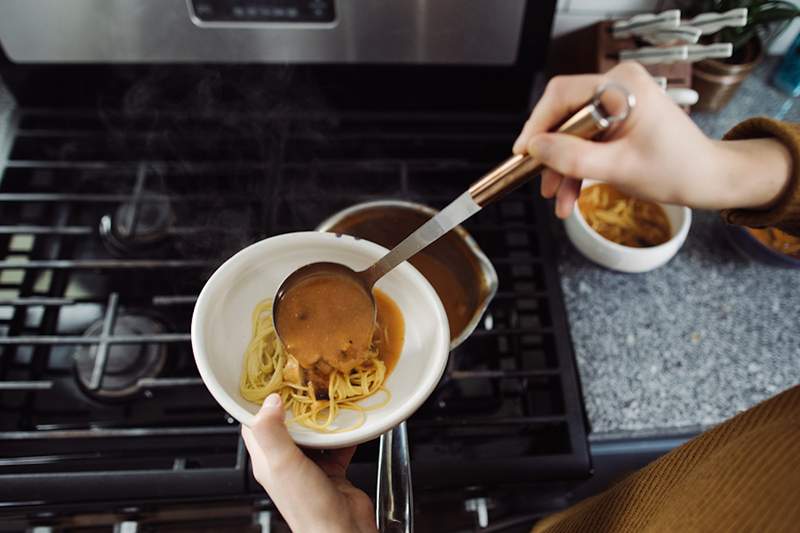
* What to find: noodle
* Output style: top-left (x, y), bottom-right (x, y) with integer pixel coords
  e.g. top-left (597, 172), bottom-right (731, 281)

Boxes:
top-left (239, 299), bottom-right (390, 432)
top-left (578, 184), bottom-right (671, 247)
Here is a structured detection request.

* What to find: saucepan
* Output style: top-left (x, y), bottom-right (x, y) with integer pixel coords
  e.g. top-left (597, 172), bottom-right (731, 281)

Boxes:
top-left (316, 200), bottom-right (499, 350)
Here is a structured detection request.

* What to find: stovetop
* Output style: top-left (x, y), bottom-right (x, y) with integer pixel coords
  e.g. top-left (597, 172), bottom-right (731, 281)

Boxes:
top-left (0, 107), bottom-right (589, 511)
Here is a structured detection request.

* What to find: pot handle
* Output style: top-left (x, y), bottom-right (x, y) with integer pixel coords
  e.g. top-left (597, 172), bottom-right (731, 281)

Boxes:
top-left (376, 422), bottom-right (413, 533)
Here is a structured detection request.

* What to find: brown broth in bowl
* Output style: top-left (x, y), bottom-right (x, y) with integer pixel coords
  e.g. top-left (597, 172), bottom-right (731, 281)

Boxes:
top-left (275, 272), bottom-right (375, 374)
top-left (275, 271), bottom-right (405, 391)
top-left (373, 288), bottom-right (404, 374)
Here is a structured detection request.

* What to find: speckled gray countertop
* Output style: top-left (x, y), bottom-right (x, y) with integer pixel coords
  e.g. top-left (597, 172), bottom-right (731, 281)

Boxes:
top-left (561, 58), bottom-right (800, 437)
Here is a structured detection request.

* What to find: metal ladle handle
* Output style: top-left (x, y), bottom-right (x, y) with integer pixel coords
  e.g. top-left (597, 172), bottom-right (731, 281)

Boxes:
top-left (468, 82), bottom-right (635, 206)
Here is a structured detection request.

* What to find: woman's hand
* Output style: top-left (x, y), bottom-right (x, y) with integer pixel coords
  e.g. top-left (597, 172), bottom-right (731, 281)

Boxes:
top-left (242, 394), bottom-right (377, 533)
top-left (513, 62), bottom-right (793, 218)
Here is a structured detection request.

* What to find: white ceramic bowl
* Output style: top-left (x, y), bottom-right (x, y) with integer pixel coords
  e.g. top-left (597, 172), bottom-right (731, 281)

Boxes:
top-left (191, 231), bottom-right (450, 448)
top-left (564, 180), bottom-right (692, 273)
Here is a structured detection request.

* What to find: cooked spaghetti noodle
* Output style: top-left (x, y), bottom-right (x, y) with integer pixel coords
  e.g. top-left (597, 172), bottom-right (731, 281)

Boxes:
top-left (578, 183), bottom-right (671, 247)
top-left (240, 299), bottom-right (393, 432)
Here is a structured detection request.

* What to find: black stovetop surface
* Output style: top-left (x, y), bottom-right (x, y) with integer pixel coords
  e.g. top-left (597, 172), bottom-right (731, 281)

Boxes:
top-left (0, 106), bottom-right (589, 509)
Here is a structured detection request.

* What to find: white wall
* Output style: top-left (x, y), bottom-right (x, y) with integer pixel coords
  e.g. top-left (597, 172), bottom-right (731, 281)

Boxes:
top-left (551, 0), bottom-right (800, 55)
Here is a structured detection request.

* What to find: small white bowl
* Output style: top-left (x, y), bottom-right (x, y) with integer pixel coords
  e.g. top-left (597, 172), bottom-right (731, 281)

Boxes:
top-left (563, 180), bottom-right (691, 273)
top-left (191, 232), bottom-right (450, 449)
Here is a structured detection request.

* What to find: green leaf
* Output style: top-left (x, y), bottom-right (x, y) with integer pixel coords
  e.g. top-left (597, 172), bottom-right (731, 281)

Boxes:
top-left (731, 26), bottom-right (758, 49)
top-left (751, 8), bottom-right (800, 24)
top-left (760, 1), bottom-right (798, 10)
top-left (684, 0), bottom-right (799, 45)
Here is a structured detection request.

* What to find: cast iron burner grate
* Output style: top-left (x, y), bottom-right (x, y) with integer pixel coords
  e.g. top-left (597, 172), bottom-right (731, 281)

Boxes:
top-left (0, 108), bottom-right (589, 509)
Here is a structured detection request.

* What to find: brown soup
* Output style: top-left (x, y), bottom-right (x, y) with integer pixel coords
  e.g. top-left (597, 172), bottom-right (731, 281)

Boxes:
top-left (373, 288), bottom-right (404, 374)
top-left (275, 271), bottom-right (405, 391)
top-left (276, 272), bottom-right (375, 375)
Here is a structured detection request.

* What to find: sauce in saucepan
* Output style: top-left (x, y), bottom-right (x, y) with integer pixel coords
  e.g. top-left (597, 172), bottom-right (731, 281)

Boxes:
top-left (326, 205), bottom-right (487, 342)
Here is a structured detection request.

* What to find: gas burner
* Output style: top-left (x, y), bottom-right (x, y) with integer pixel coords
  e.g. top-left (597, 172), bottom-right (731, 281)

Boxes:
top-left (73, 314), bottom-right (169, 401)
top-left (99, 194), bottom-right (174, 256)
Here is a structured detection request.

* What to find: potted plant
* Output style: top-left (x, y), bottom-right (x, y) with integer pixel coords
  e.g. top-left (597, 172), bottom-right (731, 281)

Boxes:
top-left (682, 0), bottom-right (800, 111)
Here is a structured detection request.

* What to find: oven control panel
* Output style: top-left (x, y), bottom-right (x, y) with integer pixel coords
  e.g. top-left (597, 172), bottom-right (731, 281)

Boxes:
top-left (189, 0), bottom-right (335, 23)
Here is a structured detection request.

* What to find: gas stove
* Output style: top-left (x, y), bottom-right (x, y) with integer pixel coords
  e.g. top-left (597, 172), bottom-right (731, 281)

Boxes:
top-left (0, 106), bottom-right (589, 509)
top-left (0, 0), bottom-right (598, 528)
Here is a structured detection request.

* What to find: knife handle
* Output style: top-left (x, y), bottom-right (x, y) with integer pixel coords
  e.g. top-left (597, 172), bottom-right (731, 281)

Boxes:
top-left (619, 45), bottom-right (689, 65)
top-left (468, 83), bottom-right (635, 207)
top-left (689, 8), bottom-right (748, 35)
top-left (687, 43), bottom-right (733, 62)
top-left (666, 88), bottom-right (699, 106)
top-left (612, 9), bottom-right (680, 39)
top-left (640, 25), bottom-right (702, 45)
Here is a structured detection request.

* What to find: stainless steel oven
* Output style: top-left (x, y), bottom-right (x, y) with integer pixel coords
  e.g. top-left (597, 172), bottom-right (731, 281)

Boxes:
top-left (1, 0), bottom-right (526, 64)
top-left (0, 0), bottom-right (556, 112)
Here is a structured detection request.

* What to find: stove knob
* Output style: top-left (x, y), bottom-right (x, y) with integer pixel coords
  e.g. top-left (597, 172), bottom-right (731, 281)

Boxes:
top-left (114, 521), bottom-right (139, 533)
top-left (254, 510), bottom-right (272, 533)
top-left (465, 497), bottom-right (490, 528)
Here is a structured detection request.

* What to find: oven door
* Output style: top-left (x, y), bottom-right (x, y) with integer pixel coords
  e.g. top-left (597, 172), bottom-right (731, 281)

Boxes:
top-left (0, 0), bottom-right (556, 112)
top-left (0, 0), bottom-right (526, 65)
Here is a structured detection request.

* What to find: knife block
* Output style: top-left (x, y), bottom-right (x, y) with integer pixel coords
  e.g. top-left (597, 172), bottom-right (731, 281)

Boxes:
top-left (549, 20), bottom-right (692, 111)
top-left (595, 21), bottom-right (692, 89)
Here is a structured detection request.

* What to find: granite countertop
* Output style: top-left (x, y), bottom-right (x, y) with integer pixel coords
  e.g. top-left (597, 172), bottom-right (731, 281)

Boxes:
top-left (560, 58), bottom-right (800, 438)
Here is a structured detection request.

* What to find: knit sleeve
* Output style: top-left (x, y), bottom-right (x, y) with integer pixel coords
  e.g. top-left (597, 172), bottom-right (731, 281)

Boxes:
top-left (719, 118), bottom-right (800, 236)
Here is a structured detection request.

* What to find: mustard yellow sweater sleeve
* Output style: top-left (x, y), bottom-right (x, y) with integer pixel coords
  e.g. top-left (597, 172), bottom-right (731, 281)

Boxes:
top-left (531, 385), bottom-right (800, 533)
top-left (720, 118), bottom-right (800, 236)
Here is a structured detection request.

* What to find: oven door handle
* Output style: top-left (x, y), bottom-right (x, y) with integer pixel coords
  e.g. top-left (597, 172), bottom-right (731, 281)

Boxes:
top-left (376, 422), bottom-right (413, 532)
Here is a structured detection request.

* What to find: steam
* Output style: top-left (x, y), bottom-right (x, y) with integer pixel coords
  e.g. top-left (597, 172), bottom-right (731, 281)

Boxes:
top-left (87, 66), bottom-right (294, 261)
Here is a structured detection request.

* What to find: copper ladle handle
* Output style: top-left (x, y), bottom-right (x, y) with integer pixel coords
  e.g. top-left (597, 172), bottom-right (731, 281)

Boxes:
top-left (468, 82), bottom-right (635, 206)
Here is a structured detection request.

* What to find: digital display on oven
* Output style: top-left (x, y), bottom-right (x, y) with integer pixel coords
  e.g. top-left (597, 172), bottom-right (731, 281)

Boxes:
top-left (190, 0), bottom-right (335, 23)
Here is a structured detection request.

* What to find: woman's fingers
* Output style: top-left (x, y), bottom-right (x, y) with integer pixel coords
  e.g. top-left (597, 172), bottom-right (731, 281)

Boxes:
top-left (527, 133), bottom-right (624, 183)
top-left (243, 394), bottom-right (347, 532)
top-left (513, 62), bottom-right (651, 156)
top-left (245, 394), bottom-right (304, 471)
top-left (513, 74), bottom-right (605, 154)
top-left (541, 168), bottom-right (563, 199)
top-left (555, 177), bottom-right (582, 219)
top-left (541, 169), bottom-right (582, 218)
top-left (309, 446), bottom-right (357, 478)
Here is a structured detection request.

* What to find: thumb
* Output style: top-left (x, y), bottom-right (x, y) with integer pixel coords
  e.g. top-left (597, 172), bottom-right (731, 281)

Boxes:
top-left (243, 396), bottom-right (343, 533)
top-left (527, 133), bottom-right (621, 183)
top-left (247, 393), bottom-right (302, 467)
